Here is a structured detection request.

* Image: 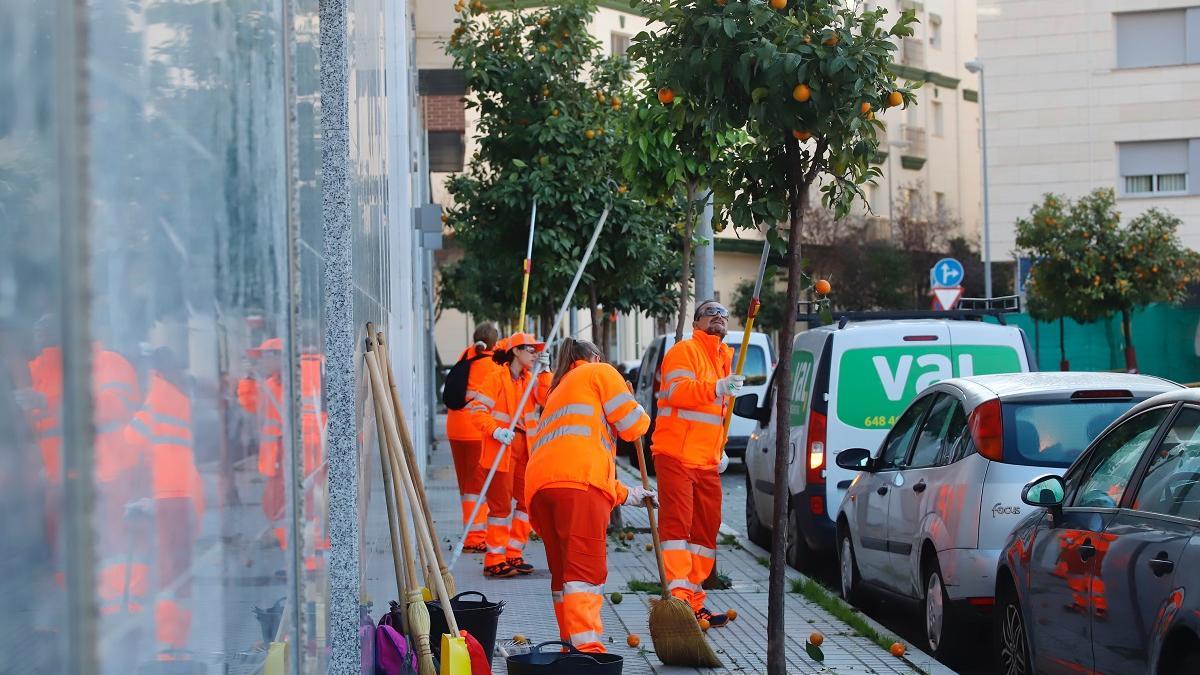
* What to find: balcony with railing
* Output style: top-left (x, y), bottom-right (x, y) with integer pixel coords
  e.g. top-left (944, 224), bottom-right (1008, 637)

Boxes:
top-left (900, 124), bottom-right (927, 169)
top-left (901, 37), bottom-right (925, 68)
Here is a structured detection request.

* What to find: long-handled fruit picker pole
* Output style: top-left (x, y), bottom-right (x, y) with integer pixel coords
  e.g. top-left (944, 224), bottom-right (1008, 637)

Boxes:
top-left (722, 238), bottom-right (772, 439)
top-left (449, 202), bottom-right (611, 569)
top-left (517, 199), bottom-right (537, 333)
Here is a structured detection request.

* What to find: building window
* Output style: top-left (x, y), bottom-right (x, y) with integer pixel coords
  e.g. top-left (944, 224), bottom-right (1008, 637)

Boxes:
top-left (929, 13), bottom-right (942, 49)
top-left (931, 100), bottom-right (944, 137)
top-left (611, 32), bottom-right (631, 57)
top-left (934, 192), bottom-right (946, 214)
top-left (1118, 139), bottom-right (1192, 196)
top-left (1114, 8), bottom-right (1200, 69)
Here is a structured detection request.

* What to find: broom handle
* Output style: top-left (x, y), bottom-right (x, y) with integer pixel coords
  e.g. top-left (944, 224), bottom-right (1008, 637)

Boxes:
top-left (377, 333), bottom-right (456, 594)
top-left (721, 238), bottom-right (770, 442)
top-left (632, 437), bottom-right (669, 595)
top-left (365, 342), bottom-right (461, 637)
top-left (367, 350), bottom-right (417, 636)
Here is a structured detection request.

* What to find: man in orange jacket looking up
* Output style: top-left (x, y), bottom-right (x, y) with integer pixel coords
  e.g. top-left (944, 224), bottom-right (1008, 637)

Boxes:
top-left (651, 299), bottom-right (743, 628)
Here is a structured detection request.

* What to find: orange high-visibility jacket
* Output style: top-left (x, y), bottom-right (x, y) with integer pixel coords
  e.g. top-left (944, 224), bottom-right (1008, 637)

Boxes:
top-left (299, 353), bottom-right (326, 478)
top-left (446, 345), bottom-right (501, 441)
top-left (649, 331), bottom-right (732, 470)
top-left (237, 373), bottom-right (285, 477)
top-left (93, 349), bottom-right (142, 482)
top-left (125, 370), bottom-right (205, 519)
top-left (525, 360), bottom-right (651, 507)
top-left (468, 364), bottom-right (550, 472)
top-left (27, 346), bottom-right (63, 483)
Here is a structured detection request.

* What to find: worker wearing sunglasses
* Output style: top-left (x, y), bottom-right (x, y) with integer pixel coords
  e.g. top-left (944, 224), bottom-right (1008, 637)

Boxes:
top-left (648, 299), bottom-right (744, 629)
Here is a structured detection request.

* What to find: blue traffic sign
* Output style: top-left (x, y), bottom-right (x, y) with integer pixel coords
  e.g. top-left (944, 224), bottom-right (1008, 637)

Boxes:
top-left (931, 258), bottom-right (964, 289)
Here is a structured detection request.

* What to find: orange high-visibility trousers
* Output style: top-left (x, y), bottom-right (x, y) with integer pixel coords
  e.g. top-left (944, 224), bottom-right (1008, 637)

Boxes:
top-left (655, 453), bottom-right (721, 612)
top-left (483, 432), bottom-right (532, 566)
top-left (530, 486), bottom-right (611, 654)
top-left (450, 438), bottom-right (489, 547)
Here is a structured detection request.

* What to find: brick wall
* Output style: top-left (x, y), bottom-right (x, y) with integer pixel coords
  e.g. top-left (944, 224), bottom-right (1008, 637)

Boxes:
top-left (424, 95), bottom-right (465, 132)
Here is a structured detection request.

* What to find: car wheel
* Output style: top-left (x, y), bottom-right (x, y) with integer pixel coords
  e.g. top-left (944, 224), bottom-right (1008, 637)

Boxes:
top-left (923, 559), bottom-right (958, 659)
top-left (786, 506), bottom-right (812, 571)
top-left (839, 529), bottom-right (861, 602)
top-left (995, 583), bottom-right (1032, 675)
top-left (745, 471), bottom-right (771, 549)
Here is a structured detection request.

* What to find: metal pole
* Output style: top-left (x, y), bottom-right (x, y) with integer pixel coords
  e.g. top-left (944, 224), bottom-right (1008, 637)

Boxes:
top-left (979, 65), bottom-right (993, 299)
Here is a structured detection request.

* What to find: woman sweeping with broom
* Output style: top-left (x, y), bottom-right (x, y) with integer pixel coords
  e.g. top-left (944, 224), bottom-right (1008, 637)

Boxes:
top-left (523, 338), bottom-right (657, 654)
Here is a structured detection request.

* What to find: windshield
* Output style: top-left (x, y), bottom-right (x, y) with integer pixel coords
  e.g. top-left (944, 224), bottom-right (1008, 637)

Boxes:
top-left (1002, 400), bottom-right (1141, 468)
top-left (730, 344), bottom-right (769, 386)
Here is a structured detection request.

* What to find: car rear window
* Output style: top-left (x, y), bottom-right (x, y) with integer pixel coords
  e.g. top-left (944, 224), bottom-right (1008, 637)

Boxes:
top-left (1002, 400), bottom-right (1141, 468)
top-left (730, 344), bottom-right (768, 386)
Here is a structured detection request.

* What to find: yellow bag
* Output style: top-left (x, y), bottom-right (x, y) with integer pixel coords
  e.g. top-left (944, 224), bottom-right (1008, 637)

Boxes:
top-left (264, 641), bottom-right (288, 675)
top-left (439, 634), bottom-right (470, 675)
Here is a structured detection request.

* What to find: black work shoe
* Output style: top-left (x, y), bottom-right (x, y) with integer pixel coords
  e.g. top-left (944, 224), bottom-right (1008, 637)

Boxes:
top-left (696, 607), bottom-right (730, 628)
top-left (483, 562), bottom-right (520, 578)
top-left (506, 557), bottom-right (534, 575)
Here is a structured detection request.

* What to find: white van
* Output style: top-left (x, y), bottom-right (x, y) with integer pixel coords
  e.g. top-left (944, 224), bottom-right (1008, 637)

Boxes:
top-left (737, 315), bottom-right (1034, 565)
top-left (625, 331), bottom-right (774, 471)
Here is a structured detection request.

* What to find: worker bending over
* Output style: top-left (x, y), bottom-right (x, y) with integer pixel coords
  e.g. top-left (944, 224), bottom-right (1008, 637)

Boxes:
top-left (651, 300), bottom-right (743, 628)
top-left (525, 338), bottom-right (656, 653)
top-left (446, 321), bottom-right (501, 552)
top-left (468, 332), bottom-right (550, 578)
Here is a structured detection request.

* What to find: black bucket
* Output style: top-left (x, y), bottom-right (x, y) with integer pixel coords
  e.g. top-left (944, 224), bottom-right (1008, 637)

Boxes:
top-left (506, 641), bottom-right (623, 675)
top-left (426, 590), bottom-right (504, 663)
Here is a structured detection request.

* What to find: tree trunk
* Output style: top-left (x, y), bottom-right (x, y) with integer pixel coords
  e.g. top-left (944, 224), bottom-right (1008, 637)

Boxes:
top-left (768, 143), bottom-right (808, 675)
top-left (1059, 318), bottom-right (1069, 371)
top-left (1121, 308), bottom-right (1138, 373)
top-left (675, 186), bottom-right (696, 343)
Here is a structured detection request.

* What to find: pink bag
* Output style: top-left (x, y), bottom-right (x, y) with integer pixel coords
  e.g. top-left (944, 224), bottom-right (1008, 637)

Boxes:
top-left (375, 624), bottom-right (418, 675)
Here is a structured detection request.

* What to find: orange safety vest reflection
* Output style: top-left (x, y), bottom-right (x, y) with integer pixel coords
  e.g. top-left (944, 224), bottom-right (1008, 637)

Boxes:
top-left (124, 370), bottom-right (203, 652)
top-left (649, 332), bottom-right (732, 470)
top-left (27, 346), bottom-right (64, 484)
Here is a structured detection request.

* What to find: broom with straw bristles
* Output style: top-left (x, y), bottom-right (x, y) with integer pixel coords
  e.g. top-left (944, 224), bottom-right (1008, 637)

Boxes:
top-left (632, 432), bottom-right (722, 667)
top-left (367, 340), bottom-right (434, 674)
top-left (376, 331), bottom-right (457, 597)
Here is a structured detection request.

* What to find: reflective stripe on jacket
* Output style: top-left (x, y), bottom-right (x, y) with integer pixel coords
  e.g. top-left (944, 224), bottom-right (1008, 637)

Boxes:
top-left (468, 364), bottom-right (550, 472)
top-left (124, 371), bottom-right (205, 519)
top-left (649, 331), bottom-right (732, 469)
top-left (525, 361), bottom-right (651, 507)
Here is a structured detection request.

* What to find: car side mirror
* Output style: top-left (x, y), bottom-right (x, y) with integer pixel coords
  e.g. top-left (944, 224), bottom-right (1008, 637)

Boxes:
top-left (1021, 474), bottom-right (1065, 512)
top-left (836, 447), bottom-right (873, 472)
top-left (733, 393), bottom-right (761, 421)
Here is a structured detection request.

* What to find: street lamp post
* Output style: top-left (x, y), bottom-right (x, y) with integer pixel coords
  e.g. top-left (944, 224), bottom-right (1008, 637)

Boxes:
top-left (965, 58), bottom-right (992, 299)
top-left (886, 139), bottom-right (910, 237)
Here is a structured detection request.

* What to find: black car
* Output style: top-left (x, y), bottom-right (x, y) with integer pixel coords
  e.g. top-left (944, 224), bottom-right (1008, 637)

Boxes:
top-left (995, 388), bottom-right (1200, 675)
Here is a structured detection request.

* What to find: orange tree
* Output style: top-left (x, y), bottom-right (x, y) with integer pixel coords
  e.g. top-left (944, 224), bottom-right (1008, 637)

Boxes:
top-left (441, 1), bottom-right (679, 343)
top-left (629, 0), bottom-right (916, 667)
top-left (1016, 188), bottom-right (1199, 372)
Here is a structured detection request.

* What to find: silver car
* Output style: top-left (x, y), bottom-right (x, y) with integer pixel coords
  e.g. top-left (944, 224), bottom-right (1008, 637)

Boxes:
top-left (833, 372), bottom-right (1182, 659)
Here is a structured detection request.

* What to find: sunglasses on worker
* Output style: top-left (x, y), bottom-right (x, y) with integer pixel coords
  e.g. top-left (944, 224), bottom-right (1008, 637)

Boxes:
top-left (696, 305), bottom-right (729, 319)
top-left (514, 345), bottom-right (538, 353)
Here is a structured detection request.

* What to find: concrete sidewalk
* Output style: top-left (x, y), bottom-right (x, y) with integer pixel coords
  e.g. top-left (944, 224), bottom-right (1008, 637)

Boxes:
top-left (368, 419), bottom-right (955, 674)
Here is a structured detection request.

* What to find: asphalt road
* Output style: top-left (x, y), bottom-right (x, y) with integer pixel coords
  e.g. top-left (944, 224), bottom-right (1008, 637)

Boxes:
top-left (718, 460), bottom-right (993, 675)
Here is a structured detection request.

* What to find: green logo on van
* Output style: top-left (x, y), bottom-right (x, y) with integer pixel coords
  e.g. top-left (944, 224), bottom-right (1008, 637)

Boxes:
top-left (836, 345), bottom-right (1022, 429)
top-left (789, 350), bottom-right (815, 425)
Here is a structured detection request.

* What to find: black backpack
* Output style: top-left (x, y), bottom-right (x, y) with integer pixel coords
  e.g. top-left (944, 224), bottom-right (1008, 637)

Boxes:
top-left (442, 350), bottom-right (490, 410)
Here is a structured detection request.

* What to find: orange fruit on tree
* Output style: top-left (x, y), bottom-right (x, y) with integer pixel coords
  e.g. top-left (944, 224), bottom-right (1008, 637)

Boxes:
top-left (617, 184), bottom-right (628, 194)
top-left (610, 95), bottom-right (621, 107)
top-left (657, 87), bottom-right (675, 105)
top-left (541, 87), bottom-right (549, 96)
top-left (538, 45), bottom-right (547, 53)
top-left (823, 33), bottom-right (840, 46)
top-left (551, 109), bottom-right (559, 117)
top-left (860, 101), bottom-right (872, 115)
top-left (815, 279), bottom-right (831, 295)
top-left (596, 127), bottom-right (605, 136)
top-left (769, 0), bottom-right (787, 9)
top-left (809, 631), bottom-right (824, 647)
top-left (887, 90), bottom-right (903, 107)
top-left (716, 0), bottom-right (727, 5)
top-left (440, 213), bottom-right (449, 224)
top-left (890, 642), bottom-right (906, 657)
top-left (792, 129), bottom-right (812, 141)
top-left (792, 83), bottom-right (811, 102)
top-left (493, 28), bottom-right (501, 37)
top-left (585, 129), bottom-right (595, 140)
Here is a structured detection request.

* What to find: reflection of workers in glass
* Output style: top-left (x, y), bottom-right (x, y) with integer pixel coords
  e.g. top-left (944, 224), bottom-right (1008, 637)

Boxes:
top-left (651, 300), bottom-right (742, 628)
top-left (237, 338), bottom-right (288, 549)
top-left (124, 347), bottom-right (204, 660)
top-left (446, 322), bottom-right (501, 552)
top-left (525, 338), bottom-right (656, 653)
top-left (468, 332), bottom-right (550, 578)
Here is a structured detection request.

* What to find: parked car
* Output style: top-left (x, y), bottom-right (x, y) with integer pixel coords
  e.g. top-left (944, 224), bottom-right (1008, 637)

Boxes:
top-left (833, 372), bottom-right (1181, 658)
top-left (625, 331), bottom-right (774, 470)
top-left (995, 387), bottom-right (1200, 675)
top-left (738, 315), bottom-right (1035, 565)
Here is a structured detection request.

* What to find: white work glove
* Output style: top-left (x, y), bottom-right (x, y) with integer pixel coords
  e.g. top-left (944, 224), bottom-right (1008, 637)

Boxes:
top-left (716, 374), bottom-right (746, 398)
top-left (537, 350), bottom-right (551, 369)
top-left (492, 427), bottom-right (516, 445)
top-left (625, 485), bottom-right (659, 508)
top-left (718, 452), bottom-right (730, 474)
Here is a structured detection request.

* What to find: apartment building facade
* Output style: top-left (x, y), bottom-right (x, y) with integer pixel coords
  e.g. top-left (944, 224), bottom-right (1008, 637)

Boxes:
top-left (978, 0), bottom-right (1200, 255)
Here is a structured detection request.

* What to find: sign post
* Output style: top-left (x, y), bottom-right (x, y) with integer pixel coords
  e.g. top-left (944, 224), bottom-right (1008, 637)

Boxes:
top-left (930, 257), bottom-right (964, 311)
